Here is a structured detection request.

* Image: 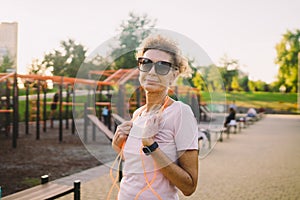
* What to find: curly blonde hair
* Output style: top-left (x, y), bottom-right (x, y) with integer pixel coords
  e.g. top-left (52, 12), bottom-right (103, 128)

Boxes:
top-left (136, 35), bottom-right (192, 77)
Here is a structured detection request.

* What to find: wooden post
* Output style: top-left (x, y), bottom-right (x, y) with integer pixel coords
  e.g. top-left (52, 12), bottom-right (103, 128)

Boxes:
top-left (84, 103), bottom-right (88, 142)
top-left (41, 175), bottom-right (49, 184)
top-left (36, 80), bottom-right (40, 140)
top-left (59, 77), bottom-right (63, 142)
top-left (118, 85), bottom-right (125, 118)
top-left (5, 80), bottom-right (11, 136)
top-left (87, 85), bottom-right (91, 107)
top-left (12, 72), bottom-right (18, 148)
top-left (43, 83), bottom-right (47, 132)
top-left (72, 86), bottom-right (75, 134)
top-left (74, 180), bottom-right (81, 200)
top-left (25, 82), bottom-right (29, 134)
top-left (65, 84), bottom-right (70, 130)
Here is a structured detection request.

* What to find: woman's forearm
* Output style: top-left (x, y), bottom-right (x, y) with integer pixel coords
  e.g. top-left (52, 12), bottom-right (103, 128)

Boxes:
top-left (150, 148), bottom-right (198, 196)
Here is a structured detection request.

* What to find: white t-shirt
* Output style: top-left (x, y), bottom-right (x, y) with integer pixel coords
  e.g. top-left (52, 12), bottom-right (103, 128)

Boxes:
top-left (118, 101), bottom-right (198, 200)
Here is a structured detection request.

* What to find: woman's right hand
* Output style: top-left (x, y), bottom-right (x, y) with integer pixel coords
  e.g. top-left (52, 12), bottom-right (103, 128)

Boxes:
top-left (112, 121), bottom-right (132, 151)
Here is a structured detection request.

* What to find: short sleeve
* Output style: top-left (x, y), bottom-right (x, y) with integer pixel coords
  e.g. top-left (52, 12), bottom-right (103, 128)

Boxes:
top-left (174, 102), bottom-right (198, 151)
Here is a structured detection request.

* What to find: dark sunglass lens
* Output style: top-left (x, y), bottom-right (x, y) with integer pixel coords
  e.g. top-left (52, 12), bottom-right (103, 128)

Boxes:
top-left (155, 62), bottom-right (171, 75)
top-left (138, 58), bottom-right (153, 72)
top-left (142, 63), bottom-right (153, 72)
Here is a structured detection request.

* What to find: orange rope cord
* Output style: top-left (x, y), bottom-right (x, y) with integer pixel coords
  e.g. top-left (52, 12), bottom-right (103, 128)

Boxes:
top-left (134, 148), bottom-right (162, 200)
top-left (107, 96), bottom-right (171, 200)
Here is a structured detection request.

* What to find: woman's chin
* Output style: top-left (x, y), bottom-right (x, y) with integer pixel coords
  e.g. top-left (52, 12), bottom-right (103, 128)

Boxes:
top-left (143, 85), bottom-right (167, 93)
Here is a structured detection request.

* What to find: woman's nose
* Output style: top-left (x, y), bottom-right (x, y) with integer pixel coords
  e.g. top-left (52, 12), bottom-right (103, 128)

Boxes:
top-left (148, 64), bottom-right (156, 74)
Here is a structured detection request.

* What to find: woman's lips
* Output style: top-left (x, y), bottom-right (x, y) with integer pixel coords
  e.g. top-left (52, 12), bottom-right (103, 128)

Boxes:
top-left (145, 79), bottom-right (158, 84)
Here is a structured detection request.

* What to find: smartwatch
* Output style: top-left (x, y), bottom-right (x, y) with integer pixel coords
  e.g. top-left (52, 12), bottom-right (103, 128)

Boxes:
top-left (142, 142), bottom-right (159, 156)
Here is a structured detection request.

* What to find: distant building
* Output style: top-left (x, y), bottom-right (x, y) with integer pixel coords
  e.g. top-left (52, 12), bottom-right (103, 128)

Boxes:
top-left (0, 22), bottom-right (18, 71)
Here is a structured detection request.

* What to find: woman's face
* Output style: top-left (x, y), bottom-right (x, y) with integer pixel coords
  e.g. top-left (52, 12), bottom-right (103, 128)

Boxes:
top-left (138, 49), bottom-right (178, 93)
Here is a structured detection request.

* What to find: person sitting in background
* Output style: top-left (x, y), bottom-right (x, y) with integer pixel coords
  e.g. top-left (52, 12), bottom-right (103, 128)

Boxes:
top-left (102, 106), bottom-right (109, 126)
top-left (224, 107), bottom-right (236, 128)
top-left (246, 107), bottom-right (257, 118)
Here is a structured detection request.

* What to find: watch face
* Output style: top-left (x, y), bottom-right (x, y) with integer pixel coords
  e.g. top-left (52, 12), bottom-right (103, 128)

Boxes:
top-left (142, 146), bottom-right (151, 155)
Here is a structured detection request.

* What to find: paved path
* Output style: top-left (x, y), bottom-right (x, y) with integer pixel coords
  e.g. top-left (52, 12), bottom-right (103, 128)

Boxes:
top-left (57, 114), bottom-right (300, 200)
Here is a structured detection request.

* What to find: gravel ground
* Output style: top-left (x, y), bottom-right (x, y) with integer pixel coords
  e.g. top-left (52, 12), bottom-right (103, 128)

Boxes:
top-left (0, 123), bottom-right (101, 197)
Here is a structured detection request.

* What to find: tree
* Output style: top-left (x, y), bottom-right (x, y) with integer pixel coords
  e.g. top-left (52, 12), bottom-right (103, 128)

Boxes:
top-left (0, 55), bottom-right (14, 72)
top-left (231, 76), bottom-right (240, 91)
top-left (206, 64), bottom-right (224, 91)
top-left (192, 70), bottom-right (206, 91)
top-left (111, 12), bottom-right (156, 69)
top-left (218, 55), bottom-right (239, 91)
top-left (238, 75), bottom-right (249, 92)
top-left (275, 29), bottom-right (300, 92)
top-left (27, 58), bottom-right (49, 75)
top-left (42, 39), bottom-right (87, 77)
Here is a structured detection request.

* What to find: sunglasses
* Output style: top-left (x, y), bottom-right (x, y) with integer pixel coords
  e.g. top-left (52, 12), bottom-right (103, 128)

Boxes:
top-left (137, 57), bottom-right (178, 75)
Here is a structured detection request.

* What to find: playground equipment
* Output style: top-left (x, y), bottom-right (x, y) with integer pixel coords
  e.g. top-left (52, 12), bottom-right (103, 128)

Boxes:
top-left (0, 73), bottom-right (19, 148)
top-left (0, 68), bottom-right (208, 148)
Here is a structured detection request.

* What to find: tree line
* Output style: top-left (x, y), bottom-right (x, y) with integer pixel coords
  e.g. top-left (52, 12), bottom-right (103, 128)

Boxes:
top-left (0, 13), bottom-right (298, 93)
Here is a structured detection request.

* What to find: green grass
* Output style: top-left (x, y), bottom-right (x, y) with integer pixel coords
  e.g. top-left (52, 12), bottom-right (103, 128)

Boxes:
top-left (21, 177), bottom-right (40, 187)
top-left (4, 91), bottom-right (298, 123)
top-left (201, 91), bottom-right (298, 113)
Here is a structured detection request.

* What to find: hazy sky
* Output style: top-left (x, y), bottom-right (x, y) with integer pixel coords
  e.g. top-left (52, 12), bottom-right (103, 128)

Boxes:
top-left (1, 0), bottom-right (299, 83)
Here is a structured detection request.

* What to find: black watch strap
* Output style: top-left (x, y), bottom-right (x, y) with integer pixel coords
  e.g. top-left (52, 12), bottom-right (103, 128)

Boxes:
top-left (142, 142), bottom-right (159, 156)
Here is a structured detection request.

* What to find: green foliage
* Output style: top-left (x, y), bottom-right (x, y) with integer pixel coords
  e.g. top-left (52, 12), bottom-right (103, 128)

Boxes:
top-left (275, 29), bottom-right (300, 92)
top-left (192, 71), bottom-right (205, 91)
top-left (238, 75), bottom-right (249, 91)
top-left (27, 58), bottom-right (50, 75)
top-left (209, 65), bottom-right (224, 91)
top-left (231, 76), bottom-right (240, 91)
top-left (218, 55), bottom-right (239, 91)
top-left (111, 12), bottom-right (156, 69)
top-left (0, 55), bottom-right (14, 72)
top-left (248, 80), bottom-right (269, 92)
top-left (42, 39), bottom-right (87, 77)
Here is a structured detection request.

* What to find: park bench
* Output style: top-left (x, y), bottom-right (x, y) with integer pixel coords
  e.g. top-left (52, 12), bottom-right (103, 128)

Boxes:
top-left (87, 114), bottom-right (114, 141)
top-left (199, 105), bottom-right (216, 121)
top-left (112, 113), bottom-right (126, 125)
top-left (3, 175), bottom-right (80, 200)
top-left (208, 127), bottom-right (228, 142)
top-left (198, 128), bottom-right (211, 150)
top-left (226, 119), bottom-right (239, 134)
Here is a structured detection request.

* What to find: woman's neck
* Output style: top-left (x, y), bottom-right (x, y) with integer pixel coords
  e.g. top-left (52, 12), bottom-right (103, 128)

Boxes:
top-left (145, 91), bottom-right (168, 112)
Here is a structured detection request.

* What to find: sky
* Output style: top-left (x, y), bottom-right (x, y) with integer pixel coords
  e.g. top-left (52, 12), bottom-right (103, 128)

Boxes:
top-left (1, 0), bottom-right (300, 83)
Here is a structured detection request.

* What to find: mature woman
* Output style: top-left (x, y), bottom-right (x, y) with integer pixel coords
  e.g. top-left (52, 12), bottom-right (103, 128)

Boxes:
top-left (112, 35), bottom-right (199, 200)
